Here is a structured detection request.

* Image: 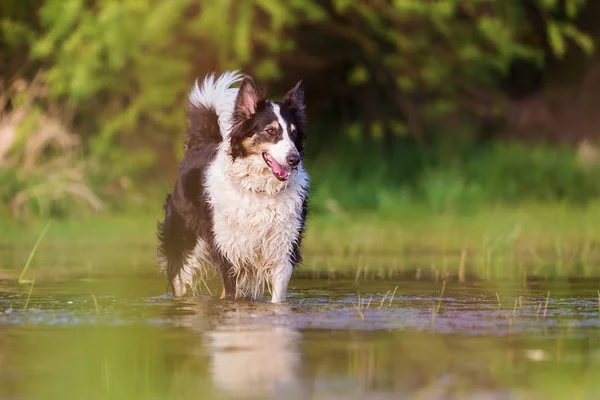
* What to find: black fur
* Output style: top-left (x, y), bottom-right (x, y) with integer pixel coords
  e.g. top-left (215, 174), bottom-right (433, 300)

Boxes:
top-left (290, 197), bottom-right (308, 266)
top-left (274, 101), bottom-right (306, 156)
top-left (282, 80), bottom-right (306, 155)
top-left (157, 104), bottom-right (232, 294)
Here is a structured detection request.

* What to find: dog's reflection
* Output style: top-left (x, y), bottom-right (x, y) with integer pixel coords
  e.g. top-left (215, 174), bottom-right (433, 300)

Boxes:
top-left (170, 299), bottom-right (307, 399)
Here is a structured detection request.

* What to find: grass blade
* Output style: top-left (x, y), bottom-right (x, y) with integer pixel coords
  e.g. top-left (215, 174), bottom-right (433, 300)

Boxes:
top-left (23, 279), bottom-right (35, 310)
top-left (18, 221), bottom-right (51, 284)
top-left (543, 291), bottom-right (551, 320)
top-left (378, 290), bottom-right (390, 310)
top-left (388, 285), bottom-right (399, 307)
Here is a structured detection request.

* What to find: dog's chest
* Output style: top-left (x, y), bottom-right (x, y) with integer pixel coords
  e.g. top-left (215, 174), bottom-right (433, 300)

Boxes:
top-left (207, 178), bottom-right (303, 266)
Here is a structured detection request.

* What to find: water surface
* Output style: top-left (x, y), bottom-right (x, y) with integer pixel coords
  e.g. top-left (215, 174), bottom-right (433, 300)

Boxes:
top-left (1, 274), bottom-right (599, 400)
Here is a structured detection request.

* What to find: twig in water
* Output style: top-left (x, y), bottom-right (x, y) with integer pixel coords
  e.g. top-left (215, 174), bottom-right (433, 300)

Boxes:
top-left (536, 302), bottom-right (542, 319)
top-left (19, 221), bottom-right (51, 284)
top-left (378, 290), bottom-right (391, 310)
top-left (366, 296), bottom-right (372, 309)
top-left (354, 305), bottom-right (364, 320)
top-left (432, 281), bottom-right (447, 324)
top-left (92, 294), bottom-right (99, 315)
top-left (23, 279), bottom-right (35, 310)
top-left (436, 281), bottom-right (446, 314)
top-left (495, 292), bottom-right (502, 309)
top-left (518, 295), bottom-right (523, 309)
top-left (543, 291), bottom-right (550, 320)
top-left (388, 285), bottom-right (399, 306)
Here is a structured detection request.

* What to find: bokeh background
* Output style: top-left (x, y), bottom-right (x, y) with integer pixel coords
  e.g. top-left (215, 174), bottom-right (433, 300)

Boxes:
top-left (2, 3), bottom-right (600, 400)
top-left (3, 0), bottom-right (600, 286)
top-left (2, 0), bottom-right (600, 221)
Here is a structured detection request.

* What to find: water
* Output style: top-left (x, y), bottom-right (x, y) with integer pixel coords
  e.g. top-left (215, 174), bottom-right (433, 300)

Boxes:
top-left (1, 273), bottom-right (599, 400)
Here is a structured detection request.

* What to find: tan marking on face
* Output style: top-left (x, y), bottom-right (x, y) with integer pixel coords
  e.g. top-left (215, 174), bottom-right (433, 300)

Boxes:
top-left (240, 121), bottom-right (283, 156)
top-left (241, 137), bottom-right (254, 153)
top-left (242, 136), bottom-right (277, 155)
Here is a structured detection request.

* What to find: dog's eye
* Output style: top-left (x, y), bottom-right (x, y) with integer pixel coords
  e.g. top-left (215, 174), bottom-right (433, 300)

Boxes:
top-left (291, 129), bottom-right (297, 136)
top-left (266, 127), bottom-right (276, 135)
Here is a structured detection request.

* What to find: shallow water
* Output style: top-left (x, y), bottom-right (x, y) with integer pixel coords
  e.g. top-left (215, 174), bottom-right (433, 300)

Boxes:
top-left (1, 273), bottom-right (599, 400)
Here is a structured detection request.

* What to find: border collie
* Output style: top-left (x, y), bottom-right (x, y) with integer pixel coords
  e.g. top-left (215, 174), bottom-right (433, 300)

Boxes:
top-left (157, 71), bottom-right (309, 303)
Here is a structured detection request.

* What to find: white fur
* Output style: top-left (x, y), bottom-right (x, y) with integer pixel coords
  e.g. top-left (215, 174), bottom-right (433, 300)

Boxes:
top-left (206, 145), bottom-right (309, 301)
top-left (271, 262), bottom-right (294, 303)
top-left (189, 71), bottom-right (243, 138)
top-left (160, 238), bottom-right (214, 297)
top-left (269, 103), bottom-right (299, 167)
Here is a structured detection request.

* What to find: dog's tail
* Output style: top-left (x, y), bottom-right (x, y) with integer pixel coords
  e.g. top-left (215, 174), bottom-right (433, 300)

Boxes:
top-left (187, 71), bottom-right (243, 143)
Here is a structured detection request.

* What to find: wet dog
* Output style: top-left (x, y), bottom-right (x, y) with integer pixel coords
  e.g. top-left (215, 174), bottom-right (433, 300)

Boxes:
top-left (157, 72), bottom-right (309, 302)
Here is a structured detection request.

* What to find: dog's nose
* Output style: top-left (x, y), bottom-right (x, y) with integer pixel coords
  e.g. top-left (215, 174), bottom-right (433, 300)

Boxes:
top-left (286, 153), bottom-right (300, 167)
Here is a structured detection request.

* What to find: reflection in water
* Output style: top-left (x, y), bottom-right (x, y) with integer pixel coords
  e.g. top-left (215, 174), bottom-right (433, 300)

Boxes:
top-left (170, 300), bottom-right (307, 399)
top-left (207, 326), bottom-right (303, 399)
top-left (1, 278), bottom-right (600, 399)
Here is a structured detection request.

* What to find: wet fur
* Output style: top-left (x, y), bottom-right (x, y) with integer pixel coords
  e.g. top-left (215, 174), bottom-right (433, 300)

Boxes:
top-left (157, 72), bottom-right (309, 302)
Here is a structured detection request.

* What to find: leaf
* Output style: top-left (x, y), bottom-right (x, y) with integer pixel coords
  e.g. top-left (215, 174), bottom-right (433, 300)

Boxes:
top-left (348, 65), bottom-right (370, 85)
top-left (290, 0), bottom-right (326, 20)
top-left (565, 0), bottom-right (586, 19)
top-left (234, 1), bottom-right (254, 63)
top-left (547, 22), bottom-right (566, 58)
top-left (563, 25), bottom-right (595, 56)
top-left (541, 0), bottom-right (558, 10)
top-left (255, 58), bottom-right (280, 80)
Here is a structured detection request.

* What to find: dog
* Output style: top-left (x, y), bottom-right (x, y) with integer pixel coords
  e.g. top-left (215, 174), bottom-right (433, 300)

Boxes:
top-left (157, 71), bottom-right (309, 303)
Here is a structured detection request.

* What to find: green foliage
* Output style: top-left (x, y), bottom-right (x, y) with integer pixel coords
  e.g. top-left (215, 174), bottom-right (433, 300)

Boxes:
top-left (18, 0), bottom-right (595, 147)
top-left (466, 142), bottom-right (600, 204)
top-left (310, 0), bottom-right (594, 143)
top-left (0, 0), bottom-right (598, 220)
top-left (309, 138), bottom-right (600, 214)
top-left (34, 0), bottom-right (192, 152)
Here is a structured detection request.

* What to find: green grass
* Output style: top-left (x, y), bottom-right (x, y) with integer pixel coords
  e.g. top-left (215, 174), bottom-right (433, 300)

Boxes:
top-left (5, 139), bottom-right (600, 220)
top-left (306, 139), bottom-right (600, 214)
top-left (2, 201), bottom-right (600, 283)
top-left (7, 200), bottom-right (600, 250)
top-left (18, 220), bottom-right (51, 284)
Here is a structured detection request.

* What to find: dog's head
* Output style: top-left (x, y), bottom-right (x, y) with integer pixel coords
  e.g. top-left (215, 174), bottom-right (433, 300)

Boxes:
top-left (229, 76), bottom-right (306, 182)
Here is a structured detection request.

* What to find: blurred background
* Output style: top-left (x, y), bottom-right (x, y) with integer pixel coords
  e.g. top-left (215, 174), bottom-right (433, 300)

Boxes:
top-left (3, 3), bottom-right (600, 399)
top-left (2, 0), bottom-right (600, 222)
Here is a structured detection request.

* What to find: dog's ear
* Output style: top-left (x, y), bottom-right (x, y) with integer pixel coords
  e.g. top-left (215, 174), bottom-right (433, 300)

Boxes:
top-left (283, 80), bottom-right (305, 113)
top-left (283, 80), bottom-right (307, 155)
top-left (235, 76), bottom-right (263, 119)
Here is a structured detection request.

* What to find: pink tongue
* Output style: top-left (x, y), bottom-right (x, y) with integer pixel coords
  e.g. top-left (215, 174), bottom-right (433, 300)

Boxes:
top-left (270, 159), bottom-right (289, 179)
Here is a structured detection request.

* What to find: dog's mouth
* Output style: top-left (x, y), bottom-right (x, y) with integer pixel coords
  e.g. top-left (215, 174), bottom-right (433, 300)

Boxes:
top-left (262, 152), bottom-right (290, 181)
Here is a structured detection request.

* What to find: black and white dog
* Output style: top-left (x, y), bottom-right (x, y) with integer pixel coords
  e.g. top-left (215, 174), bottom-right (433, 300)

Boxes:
top-left (157, 71), bottom-right (309, 303)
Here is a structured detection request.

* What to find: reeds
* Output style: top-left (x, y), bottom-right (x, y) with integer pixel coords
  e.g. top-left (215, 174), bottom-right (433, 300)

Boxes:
top-left (431, 281), bottom-right (446, 324)
top-left (18, 221), bottom-right (51, 284)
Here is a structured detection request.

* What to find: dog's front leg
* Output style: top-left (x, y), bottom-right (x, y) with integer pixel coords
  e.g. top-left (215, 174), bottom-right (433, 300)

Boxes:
top-left (271, 263), bottom-right (293, 303)
top-left (220, 275), bottom-right (236, 299)
top-left (218, 260), bottom-right (237, 300)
